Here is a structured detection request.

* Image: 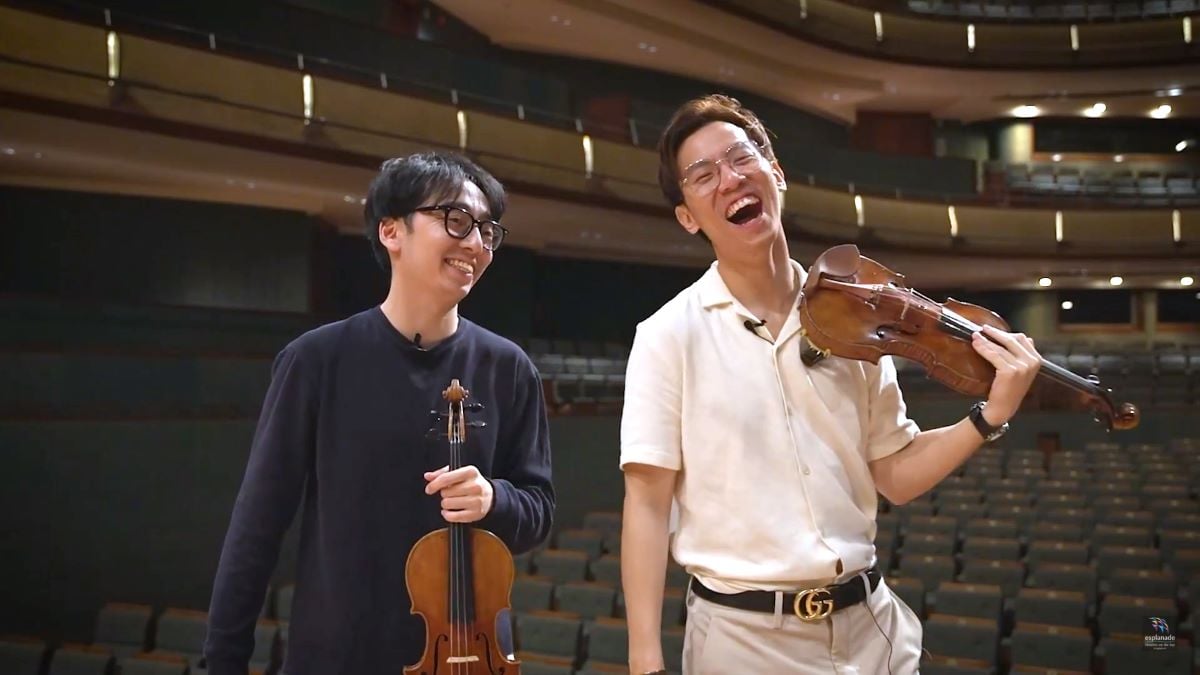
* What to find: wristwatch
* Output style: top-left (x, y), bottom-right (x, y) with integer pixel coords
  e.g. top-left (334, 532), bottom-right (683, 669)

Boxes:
top-left (969, 401), bottom-right (1009, 443)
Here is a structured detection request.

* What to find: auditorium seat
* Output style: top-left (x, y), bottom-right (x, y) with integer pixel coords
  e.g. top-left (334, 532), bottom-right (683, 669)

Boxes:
top-left (46, 644), bottom-right (114, 675)
top-left (1014, 586), bottom-right (1088, 629)
top-left (923, 614), bottom-right (1000, 664)
top-left (0, 637), bottom-right (47, 675)
top-left (512, 575), bottom-right (555, 612)
top-left (554, 582), bottom-right (617, 621)
top-left (1008, 623), bottom-right (1093, 672)
top-left (92, 602), bottom-right (152, 657)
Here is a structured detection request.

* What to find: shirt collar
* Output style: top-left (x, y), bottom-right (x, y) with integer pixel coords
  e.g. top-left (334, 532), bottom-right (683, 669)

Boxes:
top-left (698, 259), bottom-right (809, 311)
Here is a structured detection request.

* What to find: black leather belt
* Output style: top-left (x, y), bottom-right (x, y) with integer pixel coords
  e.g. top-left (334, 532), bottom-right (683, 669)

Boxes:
top-left (690, 566), bottom-right (881, 621)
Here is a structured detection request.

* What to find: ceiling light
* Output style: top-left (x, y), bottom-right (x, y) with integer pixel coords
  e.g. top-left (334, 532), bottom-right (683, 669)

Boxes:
top-left (1109, 276), bottom-right (1124, 286)
top-left (1069, 24), bottom-right (1079, 51)
top-left (1038, 277), bottom-right (1053, 287)
top-left (1113, 154), bottom-right (1125, 163)
top-left (1168, 87), bottom-right (1183, 96)
top-left (1061, 301), bottom-right (1074, 310)
top-left (1151, 104), bottom-right (1172, 119)
top-left (1083, 103), bottom-right (1106, 117)
top-left (1052, 154), bottom-right (1063, 162)
top-left (967, 24), bottom-right (975, 52)
top-left (1, 147), bottom-right (14, 155)
top-left (1182, 276), bottom-right (1195, 287)
top-left (1177, 139), bottom-right (1193, 152)
top-left (1012, 105), bottom-right (1040, 118)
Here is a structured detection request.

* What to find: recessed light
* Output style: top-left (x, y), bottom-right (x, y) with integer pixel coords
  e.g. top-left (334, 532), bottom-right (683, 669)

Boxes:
top-left (1083, 103), bottom-right (1106, 117)
top-left (1012, 105), bottom-right (1041, 118)
top-left (1052, 154), bottom-right (1063, 162)
top-left (1113, 155), bottom-right (1125, 163)
top-left (1182, 276), bottom-right (1195, 287)
top-left (1109, 276), bottom-right (1124, 286)
top-left (1, 147), bottom-right (14, 155)
top-left (1151, 104), bottom-right (1172, 119)
top-left (1177, 140), bottom-right (1193, 152)
top-left (1038, 277), bottom-right (1053, 287)
top-left (1061, 301), bottom-right (1074, 310)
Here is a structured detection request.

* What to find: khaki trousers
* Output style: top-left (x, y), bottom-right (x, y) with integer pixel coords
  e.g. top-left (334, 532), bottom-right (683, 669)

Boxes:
top-left (682, 575), bottom-right (924, 674)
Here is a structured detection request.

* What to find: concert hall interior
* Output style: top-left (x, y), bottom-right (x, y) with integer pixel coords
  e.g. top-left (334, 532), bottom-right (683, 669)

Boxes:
top-left (0, 0), bottom-right (1198, 673)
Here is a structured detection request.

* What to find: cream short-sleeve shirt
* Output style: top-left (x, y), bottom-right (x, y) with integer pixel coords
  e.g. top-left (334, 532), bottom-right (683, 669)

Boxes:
top-left (620, 259), bottom-right (919, 593)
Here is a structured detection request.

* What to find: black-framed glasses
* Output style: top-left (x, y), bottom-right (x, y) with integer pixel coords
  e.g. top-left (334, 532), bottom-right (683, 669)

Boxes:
top-left (413, 204), bottom-right (507, 251)
top-left (678, 140), bottom-right (766, 196)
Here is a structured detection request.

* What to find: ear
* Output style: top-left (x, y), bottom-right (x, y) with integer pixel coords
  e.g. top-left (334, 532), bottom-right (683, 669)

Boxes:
top-left (378, 218), bottom-right (404, 257)
top-left (675, 204), bottom-right (701, 236)
top-left (771, 160), bottom-right (787, 191)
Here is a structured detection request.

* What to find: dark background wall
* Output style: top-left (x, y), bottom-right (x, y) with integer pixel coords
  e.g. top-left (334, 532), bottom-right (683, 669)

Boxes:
top-left (0, 186), bottom-right (315, 313)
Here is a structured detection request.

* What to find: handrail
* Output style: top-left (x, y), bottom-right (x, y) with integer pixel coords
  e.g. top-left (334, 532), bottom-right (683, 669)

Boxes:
top-left (1, 0), bottom-right (983, 202)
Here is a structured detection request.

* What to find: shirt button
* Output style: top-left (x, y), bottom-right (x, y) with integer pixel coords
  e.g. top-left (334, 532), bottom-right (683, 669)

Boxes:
top-left (802, 465), bottom-right (812, 476)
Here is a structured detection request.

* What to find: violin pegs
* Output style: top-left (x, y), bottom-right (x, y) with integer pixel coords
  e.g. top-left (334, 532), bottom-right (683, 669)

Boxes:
top-left (465, 402), bottom-right (485, 412)
top-left (468, 421), bottom-right (487, 428)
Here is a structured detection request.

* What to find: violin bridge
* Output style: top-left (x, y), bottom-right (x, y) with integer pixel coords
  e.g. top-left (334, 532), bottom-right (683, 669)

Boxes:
top-left (446, 656), bottom-right (480, 664)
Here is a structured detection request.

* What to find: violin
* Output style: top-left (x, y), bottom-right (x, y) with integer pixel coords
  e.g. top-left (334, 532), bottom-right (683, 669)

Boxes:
top-left (405, 379), bottom-right (521, 675)
top-left (798, 244), bottom-right (1139, 432)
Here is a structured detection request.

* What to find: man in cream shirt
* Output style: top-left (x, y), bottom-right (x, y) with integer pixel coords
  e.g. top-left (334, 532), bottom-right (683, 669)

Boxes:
top-left (620, 95), bottom-right (1042, 675)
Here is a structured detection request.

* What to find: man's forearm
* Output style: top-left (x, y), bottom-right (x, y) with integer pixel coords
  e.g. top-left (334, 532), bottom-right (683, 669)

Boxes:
top-left (621, 491), bottom-right (671, 672)
top-left (870, 417), bottom-right (984, 505)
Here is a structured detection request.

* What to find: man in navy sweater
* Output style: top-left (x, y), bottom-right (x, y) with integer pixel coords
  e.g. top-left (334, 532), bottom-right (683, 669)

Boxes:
top-left (203, 152), bottom-right (555, 675)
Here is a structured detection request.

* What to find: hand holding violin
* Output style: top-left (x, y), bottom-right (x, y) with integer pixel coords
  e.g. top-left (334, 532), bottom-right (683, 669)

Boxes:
top-left (425, 465), bottom-right (494, 523)
top-left (970, 324), bottom-right (1042, 427)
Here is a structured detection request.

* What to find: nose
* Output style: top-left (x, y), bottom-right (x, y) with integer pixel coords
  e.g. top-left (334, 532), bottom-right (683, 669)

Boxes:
top-left (716, 160), bottom-right (747, 192)
top-left (459, 224), bottom-right (484, 253)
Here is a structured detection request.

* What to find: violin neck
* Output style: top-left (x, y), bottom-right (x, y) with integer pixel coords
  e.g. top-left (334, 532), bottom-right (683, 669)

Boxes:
top-left (446, 437), bottom-right (476, 624)
top-left (1037, 356), bottom-right (1102, 395)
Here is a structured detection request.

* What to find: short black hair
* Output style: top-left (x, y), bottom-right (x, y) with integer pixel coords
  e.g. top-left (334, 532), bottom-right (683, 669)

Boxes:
top-left (363, 151), bottom-right (507, 270)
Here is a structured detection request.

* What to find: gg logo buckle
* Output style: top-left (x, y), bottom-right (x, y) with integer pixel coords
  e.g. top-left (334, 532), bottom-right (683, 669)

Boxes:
top-left (793, 587), bottom-right (834, 621)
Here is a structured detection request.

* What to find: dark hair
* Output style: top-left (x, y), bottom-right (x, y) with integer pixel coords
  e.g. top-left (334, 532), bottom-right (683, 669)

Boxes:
top-left (363, 151), bottom-right (507, 270)
top-left (656, 94), bottom-right (777, 207)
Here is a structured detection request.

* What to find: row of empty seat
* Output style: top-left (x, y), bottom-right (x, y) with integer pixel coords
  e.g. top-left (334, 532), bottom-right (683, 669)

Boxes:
top-left (1001, 163), bottom-right (1200, 206)
top-left (882, 439), bottom-right (1199, 673)
top-left (907, 0), bottom-right (1198, 20)
top-left (1, 604), bottom-right (279, 675)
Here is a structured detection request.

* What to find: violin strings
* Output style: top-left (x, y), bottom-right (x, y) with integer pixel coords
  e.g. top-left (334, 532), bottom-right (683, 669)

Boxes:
top-left (908, 288), bottom-right (1098, 392)
top-left (448, 401), bottom-right (462, 672)
top-left (457, 400), bottom-right (470, 673)
top-left (453, 407), bottom-right (464, 672)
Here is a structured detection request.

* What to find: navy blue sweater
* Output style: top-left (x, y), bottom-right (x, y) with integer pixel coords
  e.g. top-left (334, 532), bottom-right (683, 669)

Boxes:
top-left (203, 308), bottom-right (555, 675)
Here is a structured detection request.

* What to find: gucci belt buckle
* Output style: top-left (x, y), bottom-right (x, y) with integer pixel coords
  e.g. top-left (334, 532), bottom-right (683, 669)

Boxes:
top-left (793, 587), bottom-right (834, 621)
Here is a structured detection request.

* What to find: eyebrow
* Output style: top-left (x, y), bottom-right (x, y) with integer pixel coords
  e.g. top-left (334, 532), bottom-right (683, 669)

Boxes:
top-left (442, 201), bottom-right (492, 221)
top-left (680, 140), bottom-right (749, 173)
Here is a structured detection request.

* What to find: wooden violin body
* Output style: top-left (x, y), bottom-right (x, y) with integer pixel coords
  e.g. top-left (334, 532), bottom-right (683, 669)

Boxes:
top-left (405, 380), bottom-right (521, 675)
top-left (405, 528), bottom-right (519, 675)
top-left (799, 244), bottom-right (1139, 432)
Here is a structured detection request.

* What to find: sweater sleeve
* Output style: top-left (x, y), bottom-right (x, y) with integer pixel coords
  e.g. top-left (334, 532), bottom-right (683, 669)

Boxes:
top-left (478, 357), bottom-right (555, 554)
top-left (203, 345), bottom-right (316, 674)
